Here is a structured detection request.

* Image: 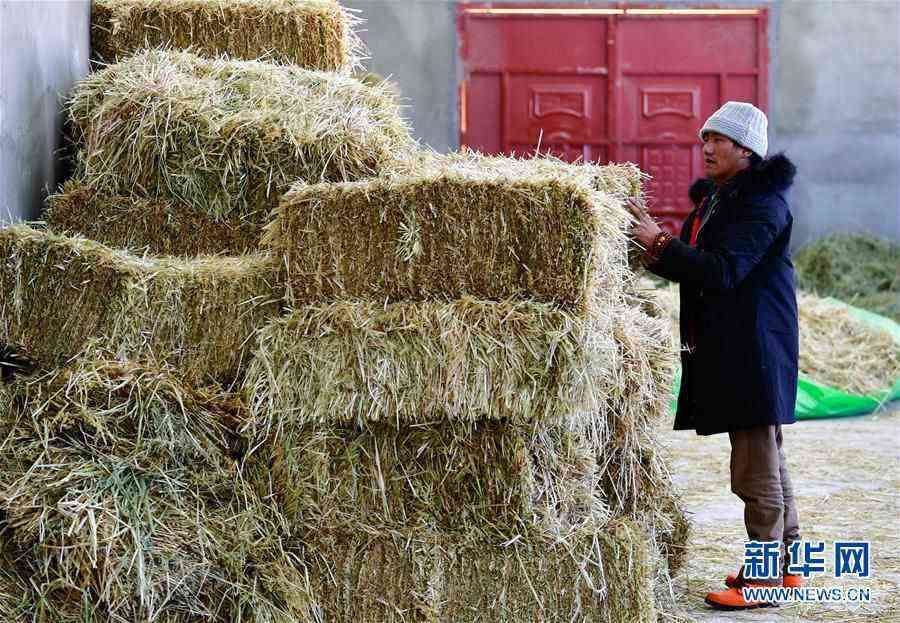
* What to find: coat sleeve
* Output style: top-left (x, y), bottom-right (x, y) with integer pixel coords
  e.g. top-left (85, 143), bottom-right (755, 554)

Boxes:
top-left (647, 196), bottom-right (788, 292)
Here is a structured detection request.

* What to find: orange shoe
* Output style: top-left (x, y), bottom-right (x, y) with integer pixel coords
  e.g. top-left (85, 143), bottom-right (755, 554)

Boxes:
top-left (724, 572), bottom-right (742, 588)
top-left (783, 573), bottom-right (803, 588)
top-left (725, 572), bottom-right (803, 588)
top-left (705, 585), bottom-right (779, 611)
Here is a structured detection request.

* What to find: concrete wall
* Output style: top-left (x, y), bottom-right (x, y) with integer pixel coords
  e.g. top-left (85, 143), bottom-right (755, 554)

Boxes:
top-left (345, 0), bottom-right (460, 152)
top-left (0, 0), bottom-right (91, 223)
top-left (775, 0), bottom-right (900, 245)
top-left (347, 0), bottom-right (900, 246)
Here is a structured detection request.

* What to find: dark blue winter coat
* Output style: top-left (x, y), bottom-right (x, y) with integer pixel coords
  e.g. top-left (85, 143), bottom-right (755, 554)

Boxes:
top-left (648, 154), bottom-right (799, 435)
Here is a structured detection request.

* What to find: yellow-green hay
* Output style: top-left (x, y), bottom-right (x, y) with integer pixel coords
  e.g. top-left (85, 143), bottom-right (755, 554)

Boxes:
top-left (588, 302), bottom-right (687, 579)
top-left (263, 152), bottom-right (634, 312)
top-left (248, 418), bottom-right (606, 537)
top-left (0, 353), bottom-right (244, 469)
top-left (639, 280), bottom-right (900, 396)
top-left (654, 489), bottom-right (692, 577)
top-left (0, 349), bottom-right (668, 623)
top-left (0, 550), bottom-right (30, 623)
top-left (68, 49), bottom-right (415, 221)
top-left (46, 180), bottom-right (264, 256)
top-left (595, 305), bottom-right (678, 510)
top-left (294, 519), bottom-right (657, 623)
top-left (798, 292), bottom-right (900, 395)
top-left (354, 70), bottom-right (402, 98)
top-left (242, 296), bottom-right (686, 578)
top-left (408, 149), bottom-right (647, 199)
top-left (0, 356), bottom-right (302, 623)
top-left (244, 298), bottom-right (617, 429)
top-left (0, 225), bottom-right (280, 383)
top-left (91, 0), bottom-right (364, 71)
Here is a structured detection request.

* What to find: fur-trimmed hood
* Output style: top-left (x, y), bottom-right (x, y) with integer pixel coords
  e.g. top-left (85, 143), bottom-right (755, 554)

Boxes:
top-left (688, 153), bottom-right (796, 203)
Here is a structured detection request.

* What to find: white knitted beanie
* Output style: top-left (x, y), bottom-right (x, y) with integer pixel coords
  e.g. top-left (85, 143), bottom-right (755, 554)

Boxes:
top-left (699, 101), bottom-right (768, 158)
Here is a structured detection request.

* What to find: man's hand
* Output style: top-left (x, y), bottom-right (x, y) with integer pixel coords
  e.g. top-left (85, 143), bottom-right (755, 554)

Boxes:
top-left (626, 198), bottom-right (663, 248)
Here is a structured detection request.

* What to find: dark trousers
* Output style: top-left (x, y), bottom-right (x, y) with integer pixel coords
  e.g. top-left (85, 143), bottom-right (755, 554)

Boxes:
top-left (729, 424), bottom-right (800, 577)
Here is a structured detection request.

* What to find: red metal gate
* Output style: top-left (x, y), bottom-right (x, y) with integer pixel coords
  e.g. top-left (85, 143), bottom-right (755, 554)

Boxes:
top-left (458, 4), bottom-right (769, 232)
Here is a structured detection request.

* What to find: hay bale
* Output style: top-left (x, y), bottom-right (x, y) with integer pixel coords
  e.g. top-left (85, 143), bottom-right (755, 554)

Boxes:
top-left (0, 225), bottom-right (280, 383)
top-left (91, 0), bottom-right (364, 71)
top-left (249, 418), bottom-right (605, 536)
top-left (244, 298), bottom-right (617, 428)
top-left (0, 356), bottom-right (305, 623)
top-left (68, 49), bottom-right (414, 221)
top-left (795, 233), bottom-right (900, 321)
top-left (0, 353), bottom-right (244, 469)
top-left (653, 490), bottom-right (691, 577)
top-left (1, 486), bottom-right (302, 623)
top-left (243, 298), bottom-right (615, 533)
top-left (243, 297), bottom-right (684, 538)
top-left (411, 149), bottom-right (647, 200)
top-left (575, 301), bottom-right (687, 580)
top-left (263, 152), bottom-right (635, 311)
top-left (296, 520), bottom-right (656, 623)
top-left (354, 70), bottom-right (401, 98)
top-left (46, 180), bottom-right (263, 256)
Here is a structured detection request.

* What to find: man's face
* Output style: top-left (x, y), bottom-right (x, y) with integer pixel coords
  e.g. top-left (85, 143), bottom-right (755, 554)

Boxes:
top-left (702, 131), bottom-right (752, 183)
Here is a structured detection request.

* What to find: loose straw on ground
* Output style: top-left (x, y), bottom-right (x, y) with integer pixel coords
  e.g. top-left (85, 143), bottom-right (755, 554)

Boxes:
top-left (798, 292), bottom-right (899, 395)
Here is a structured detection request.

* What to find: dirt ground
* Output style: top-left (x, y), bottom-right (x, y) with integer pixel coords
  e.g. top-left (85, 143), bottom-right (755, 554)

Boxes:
top-left (656, 404), bottom-right (900, 623)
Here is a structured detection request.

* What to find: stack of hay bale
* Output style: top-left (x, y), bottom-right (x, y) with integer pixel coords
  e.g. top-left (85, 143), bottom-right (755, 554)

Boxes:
top-left (246, 150), bottom-right (686, 621)
top-left (0, 1), bottom-right (687, 621)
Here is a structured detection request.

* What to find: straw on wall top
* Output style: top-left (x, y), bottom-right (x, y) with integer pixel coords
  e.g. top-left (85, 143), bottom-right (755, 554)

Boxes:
top-left (91, 0), bottom-right (365, 72)
top-left (68, 49), bottom-right (415, 220)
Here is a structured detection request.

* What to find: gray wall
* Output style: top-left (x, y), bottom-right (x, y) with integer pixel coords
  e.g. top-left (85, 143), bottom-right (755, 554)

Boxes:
top-left (0, 0), bottom-right (90, 223)
top-left (774, 0), bottom-right (900, 246)
top-left (348, 0), bottom-right (900, 246)
top-left (345, 0), bottom-right (460, 152)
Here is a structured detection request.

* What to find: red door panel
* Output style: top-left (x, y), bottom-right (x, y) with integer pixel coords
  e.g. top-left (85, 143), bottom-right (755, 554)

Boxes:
top-left (617, 17), bottom-right (760, 73)
top-left (464, 73), bottom-right (502, 153)
top-left (462, 15), bottom-right (608, 72)
top-left (619, 74), bottom-right (720, 226)
top-left (459, 9), bottom-right (612, 164)
top-left (506, 75), bottom-right (607, 143)
top-left (620, 75), bottom-right (720, 142)
top-left (458, 4), bottom-right (769, 234)
top-left (642, 145), bottom-right (697, 234)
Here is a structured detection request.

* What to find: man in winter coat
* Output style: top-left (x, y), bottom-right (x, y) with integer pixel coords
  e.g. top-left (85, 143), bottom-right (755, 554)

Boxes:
top-left (628, 102), bottom-right (801, 610)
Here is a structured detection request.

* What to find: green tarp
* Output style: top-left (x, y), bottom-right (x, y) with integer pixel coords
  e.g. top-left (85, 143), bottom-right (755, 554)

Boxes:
top-left (669, 298), bottom-right (900, 420)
